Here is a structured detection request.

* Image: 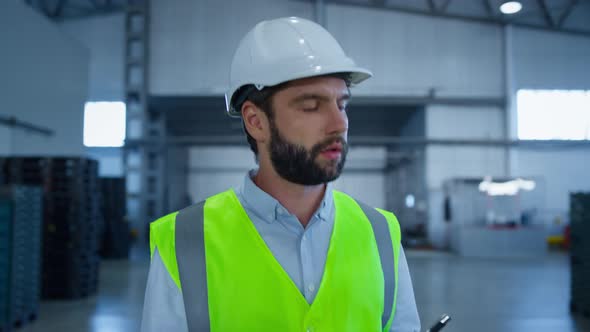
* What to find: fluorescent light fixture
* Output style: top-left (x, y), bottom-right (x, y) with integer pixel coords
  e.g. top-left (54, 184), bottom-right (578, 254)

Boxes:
top-left (479, 176), bottom-right (536, 196)
top-left (83, 101), bottom-right (126, 147)
top-left (405, 194), bottom-right (415, 208)
top-left (500, 1), bottom-right (522, 15)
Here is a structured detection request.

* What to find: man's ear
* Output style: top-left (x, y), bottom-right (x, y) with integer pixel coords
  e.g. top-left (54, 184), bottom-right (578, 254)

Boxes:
top-left (242, 100), bottom-right (269, 143)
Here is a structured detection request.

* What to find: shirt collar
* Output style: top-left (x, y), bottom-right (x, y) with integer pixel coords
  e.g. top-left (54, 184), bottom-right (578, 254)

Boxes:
top-left (239, 169), bottom-right (334, 224)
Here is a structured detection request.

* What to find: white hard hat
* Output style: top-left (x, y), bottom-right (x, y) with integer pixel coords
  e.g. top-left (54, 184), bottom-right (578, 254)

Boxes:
top-left (225, 16), bottom-right (372, 117)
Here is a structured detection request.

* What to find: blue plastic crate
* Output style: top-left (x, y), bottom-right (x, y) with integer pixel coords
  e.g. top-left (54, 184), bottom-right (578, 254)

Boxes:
top-left (0, 222), bottom-right (10, 233)
top-left (0, 186), bottom-right (42, 323)
top-left (0, 209), bottom-right (10, 221)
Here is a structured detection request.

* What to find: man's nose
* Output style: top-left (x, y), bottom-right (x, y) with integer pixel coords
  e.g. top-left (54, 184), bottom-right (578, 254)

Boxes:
top-left (326, 103), bottom-right (348, 136)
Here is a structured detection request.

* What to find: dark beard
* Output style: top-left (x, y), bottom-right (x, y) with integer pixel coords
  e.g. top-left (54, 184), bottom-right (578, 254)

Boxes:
top-left (268, 121), bottom-right (348, 185)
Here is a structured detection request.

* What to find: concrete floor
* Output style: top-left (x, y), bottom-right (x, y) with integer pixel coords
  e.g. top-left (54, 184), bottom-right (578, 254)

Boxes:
top-left (409, 251), bottom-right (590, 332)
top-left (17, 250), bottom-right (590, 332)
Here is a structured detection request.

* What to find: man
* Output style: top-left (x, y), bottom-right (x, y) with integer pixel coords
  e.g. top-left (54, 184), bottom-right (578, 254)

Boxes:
top-left (141, 17), bottom-right (421, 332)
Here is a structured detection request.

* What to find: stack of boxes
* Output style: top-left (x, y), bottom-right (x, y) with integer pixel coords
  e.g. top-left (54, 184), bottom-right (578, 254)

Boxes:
top-left (570, 192), bottom-right (590, 316)
top-left (99, 177), bottom-right (129, 259)
top-left (0, 157), bottom-right (101, 300)
top-left (0, 185), bottom-right (43, 331)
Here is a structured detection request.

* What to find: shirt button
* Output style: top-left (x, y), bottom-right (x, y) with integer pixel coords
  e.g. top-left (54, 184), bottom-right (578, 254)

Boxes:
top-left (302, 235), bottom-right (307, 241)
top-left (308, 284), bottom-right (316, 292)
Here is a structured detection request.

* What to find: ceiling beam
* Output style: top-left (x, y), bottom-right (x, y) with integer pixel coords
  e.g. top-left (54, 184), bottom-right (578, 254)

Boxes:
top-left (427, 0), bottom-right (452, 13)
top-left (536, 0), bottom-right (555, 27)
top-left (427, 0), bottom-right (436, 12)
top-left (439, 0), bottom-right (452, 13)
top-left (27, 0), bottom-right (126, 20)
top-left (53, 0), bottom-right (67, 18)
top-left (89, 0), bottom-right (102, 10)
top-left (482, 0), bottom-right (494, 18)
top-left (557, 0), bottom-right (580, 28)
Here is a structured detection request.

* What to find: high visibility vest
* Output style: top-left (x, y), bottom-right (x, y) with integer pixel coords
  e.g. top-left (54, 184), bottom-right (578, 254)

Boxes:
top-left (150, 189), bottom-right (401, 332)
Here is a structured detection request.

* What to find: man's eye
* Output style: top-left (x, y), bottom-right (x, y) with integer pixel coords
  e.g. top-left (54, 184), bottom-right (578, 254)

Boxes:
top-left (301, 102), bottom-right (319, 112)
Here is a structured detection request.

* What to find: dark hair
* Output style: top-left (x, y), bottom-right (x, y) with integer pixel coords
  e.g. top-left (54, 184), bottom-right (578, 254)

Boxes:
top-left (234, 83), bottom-right (284, 158)
top-left (235, 73), bottom-right (353, 159)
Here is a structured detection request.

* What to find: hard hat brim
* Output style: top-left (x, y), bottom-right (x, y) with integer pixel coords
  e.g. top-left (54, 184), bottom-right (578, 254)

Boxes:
top-left (226, 66), bottom-right (372, 117)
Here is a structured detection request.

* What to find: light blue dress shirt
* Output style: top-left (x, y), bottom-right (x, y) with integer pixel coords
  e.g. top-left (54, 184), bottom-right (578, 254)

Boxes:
top-left (141, 171), bottom-right (421, 332)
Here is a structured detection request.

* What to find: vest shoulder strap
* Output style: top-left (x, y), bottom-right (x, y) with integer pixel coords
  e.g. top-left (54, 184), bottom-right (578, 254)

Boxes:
top-left (175, 199), bottom-right (209, 331)
top-left (333, 191), bottom-right (401, 331)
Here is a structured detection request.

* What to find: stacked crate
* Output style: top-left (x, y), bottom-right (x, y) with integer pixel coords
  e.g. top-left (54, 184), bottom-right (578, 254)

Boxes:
top-left (0, 157), bottom-right (101, 300)
top-left (0, 185), bottom-right (43, 331)
top-left (42, 158), bottom-right (101, 299)
top-left (0, 196), bottom-right (11, 331)
top-left (99, 177), bottom-right (129, 259)
top-left (570, 192), bottom-right (590, 316)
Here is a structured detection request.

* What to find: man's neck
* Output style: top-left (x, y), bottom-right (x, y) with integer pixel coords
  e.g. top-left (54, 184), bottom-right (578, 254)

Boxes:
top-left (253, 165), bottom-right (326, 228)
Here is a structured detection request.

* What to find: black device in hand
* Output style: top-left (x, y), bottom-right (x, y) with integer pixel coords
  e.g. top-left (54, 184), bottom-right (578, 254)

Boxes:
top-left (426, 314), bottom-right (451, 332)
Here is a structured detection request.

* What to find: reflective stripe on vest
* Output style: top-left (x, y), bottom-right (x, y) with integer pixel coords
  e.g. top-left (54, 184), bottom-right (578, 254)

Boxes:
top-left (176, 200), bottom-right (209, 331)
top-left (155, 189), bottom-right (400, 331)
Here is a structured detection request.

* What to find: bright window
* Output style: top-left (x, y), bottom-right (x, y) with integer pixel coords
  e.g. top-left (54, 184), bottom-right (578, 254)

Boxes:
top-left (83, 101), bottom-right (126, 147)
top-left (517, 89), bottom-right (590, 140)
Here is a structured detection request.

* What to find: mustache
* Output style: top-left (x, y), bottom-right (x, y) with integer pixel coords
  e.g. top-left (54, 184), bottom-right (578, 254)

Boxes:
top-left (312, 136), bottom-right (348, 154)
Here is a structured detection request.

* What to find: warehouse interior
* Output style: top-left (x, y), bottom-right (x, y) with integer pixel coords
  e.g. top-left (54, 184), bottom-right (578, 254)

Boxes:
top-left (1, 0), bottom-right (590, 331)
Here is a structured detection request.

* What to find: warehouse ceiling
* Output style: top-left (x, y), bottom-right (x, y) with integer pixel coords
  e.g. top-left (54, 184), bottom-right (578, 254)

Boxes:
top-left (24, 0), bottom-right (127, 20)
top-left (26, 0), bottom-right (590, 36)
top-left (308, 0), bottom-right (590, 36)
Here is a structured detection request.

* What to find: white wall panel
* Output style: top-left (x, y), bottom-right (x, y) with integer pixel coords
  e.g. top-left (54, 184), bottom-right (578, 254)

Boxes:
top-left (188, 146), bottom-right (256, 203)
top-left (332, 173), bottom-right (385, 209)
top-left (426, 105), bottom-right (506, 188)
top-left (59, 14), bottom-right (126, 175)
top-left (167, 147), bottom-right (190, 211)
top-left (150, 0), bottom-right (314, 95)
top-left (425, 105), bottom-right (506, 248)
top-left (59, 14), bottom-right (126, 101)
top-left (343, 146), bottom-right (387, 170)
top-left (189, 171), bottom-right (246, 203)
top-left (86, 148), bottom-right (123, 176)
top-left (511, 149), bottom-right (590, 216)
top-left (427, 105), bottom-right (505, 140)
top-left (427, 146), bottom-right (506, 188)
top-left (0, 1), bottom-right (88, 156)
top-left (189, 146), bottom-right (255, 169)
top-left (0, 128), bottom-right (10, 153)
top-left (512, 28), bottom-right (590, 91)
top-left (327, 5), bottom-right (503, 97)
top-left (333, 146), bottom-right (387, 209)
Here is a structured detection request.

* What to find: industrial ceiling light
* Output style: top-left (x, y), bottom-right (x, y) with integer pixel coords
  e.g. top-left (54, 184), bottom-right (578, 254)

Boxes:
top-left (478, 176), bottom-right (536, 196)
top-left (500, 1), bottom-right (523, 15)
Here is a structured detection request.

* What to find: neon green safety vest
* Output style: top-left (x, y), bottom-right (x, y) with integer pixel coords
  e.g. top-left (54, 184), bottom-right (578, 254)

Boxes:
top-left (150, 189), bottom-right (401, 332)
